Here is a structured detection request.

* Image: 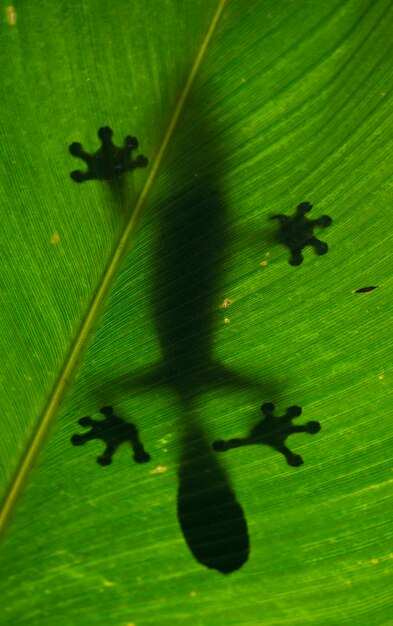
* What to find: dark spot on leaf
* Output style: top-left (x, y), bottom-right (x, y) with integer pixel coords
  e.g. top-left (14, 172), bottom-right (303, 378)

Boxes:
top-left (354, 286), bottom-right (378, 293)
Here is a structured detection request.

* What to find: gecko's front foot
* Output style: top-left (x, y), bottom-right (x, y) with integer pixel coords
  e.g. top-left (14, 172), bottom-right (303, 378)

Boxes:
top-left (271, 202), bottom-right (332, 265)
top-left (69, 127), bottom-right (148, 182)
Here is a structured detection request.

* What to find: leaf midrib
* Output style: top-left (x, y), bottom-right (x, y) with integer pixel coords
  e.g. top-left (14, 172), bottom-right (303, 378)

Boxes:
top-left (0, 0), bottom-right (227, 542)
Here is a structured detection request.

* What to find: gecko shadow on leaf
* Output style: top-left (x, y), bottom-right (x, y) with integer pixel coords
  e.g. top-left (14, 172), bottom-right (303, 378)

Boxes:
top-left (87, 100), bottom-right (285, 573)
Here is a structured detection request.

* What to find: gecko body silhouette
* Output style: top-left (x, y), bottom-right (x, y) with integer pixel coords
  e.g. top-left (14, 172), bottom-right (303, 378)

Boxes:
top-left (69, 121), bottom-right (322, 575)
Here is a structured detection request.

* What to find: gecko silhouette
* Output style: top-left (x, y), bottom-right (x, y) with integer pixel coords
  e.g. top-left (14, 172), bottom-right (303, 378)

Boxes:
top-left (81, 111), bottom-right (259, 573)
top-left (78, 106), bottom-right (320, 574)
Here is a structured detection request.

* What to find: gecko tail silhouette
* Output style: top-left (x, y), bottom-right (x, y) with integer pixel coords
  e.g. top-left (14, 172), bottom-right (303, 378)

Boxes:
top-left (177, 426), bottom-right (249, 574)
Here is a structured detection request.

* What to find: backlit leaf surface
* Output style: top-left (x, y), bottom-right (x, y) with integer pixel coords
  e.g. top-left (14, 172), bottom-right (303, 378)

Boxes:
top-left (1, 1), bottom-right (392, 625)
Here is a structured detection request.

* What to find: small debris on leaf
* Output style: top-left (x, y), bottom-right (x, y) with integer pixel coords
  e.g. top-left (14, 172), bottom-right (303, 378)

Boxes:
top-left (353, 286), bottom-right (378, 293)
top-left (6, 6), bottom-right (17, 25)
top-left (150, 465), bottom-right (168, 475)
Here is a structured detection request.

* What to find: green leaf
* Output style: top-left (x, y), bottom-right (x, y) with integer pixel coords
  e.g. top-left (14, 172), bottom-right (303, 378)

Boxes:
top-left (1, 1), bottom-right (392, 624)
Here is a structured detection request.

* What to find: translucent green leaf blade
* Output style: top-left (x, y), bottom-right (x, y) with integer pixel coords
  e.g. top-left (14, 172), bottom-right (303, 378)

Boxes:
top-left (1, 1), bottom-right (393, 625)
